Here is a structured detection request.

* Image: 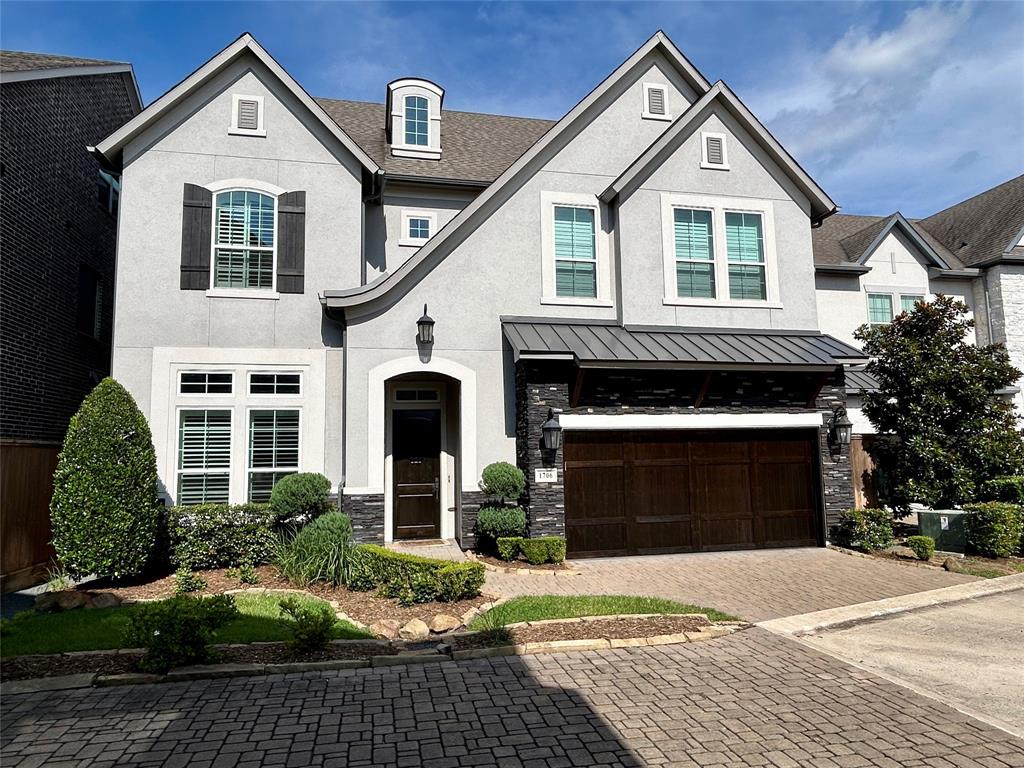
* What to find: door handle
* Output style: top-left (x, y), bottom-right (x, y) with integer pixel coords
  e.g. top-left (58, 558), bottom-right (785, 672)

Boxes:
top-left (433, 477), bottom-right (440, 499)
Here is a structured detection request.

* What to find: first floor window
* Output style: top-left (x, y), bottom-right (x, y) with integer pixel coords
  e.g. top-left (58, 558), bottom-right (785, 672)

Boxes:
top-left (248, 409), bottom-right (299, 502)
top-left (867, 293), bottom-right (894, 326)
top-left (177, 410), bottom-right (231, 504)
top-left (180, 371), bottom-right (233, 395)
top-left (725, 211), bottom-right (766, 301)
top-left (554, 205), bottom-right (597, 298)
top-left (900, 294), bottom-right (924, 313)
top-left (673, 208), bottom-right (715, 299)
top-left (213, 190), bottom-right (275, 289)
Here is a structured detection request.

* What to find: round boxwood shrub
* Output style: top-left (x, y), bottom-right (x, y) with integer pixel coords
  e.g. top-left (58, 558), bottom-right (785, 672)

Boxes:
top-left (479, 462), bottom-right (525, 502)
top-left (963, 502), bottom-right (1023, 558)
top-left (270, 472), bottom-right (332, 522)
top-left (476, 505), bottom-right (527, 540)
top-left (50, 378), bottom-right (160, 579)
top-left (835, 508), bottom-right (894, 551)
top-left (906, 535), bottom-right (935, 562)
top-left (276, 511), bottom-right (353, 586)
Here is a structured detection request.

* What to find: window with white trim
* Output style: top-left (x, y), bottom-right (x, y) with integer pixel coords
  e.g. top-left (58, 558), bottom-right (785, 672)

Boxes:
top-left (213, 190), bottom-right (276, 289)
top-left (701, 132), bottom-right (729, 170)
top-left (249, 372), bottom-right (301, 395)
top-left (229, 94), bottom-right (265, 136)
top-left (404, 95), bottom-right (429, 146)
top-left (247, 409), bottom-right (300, 502)
top-left (725, 212), bottom-right (766, 301)
top-left (673, 208), bottom-right (716, 299)
top-left (900, 294), bottom-right (924, 313)
top-left (180, 371), bottom-right (233, 395)
top-left (867, 293), bottom-right (894, 327)
top-left (399, 209), bottom-right (438, 246)
top-left (642, 83), bottom-right (671, 121)
top-left (554, 206), bottom-right (597, 299)
top-left (177, 409), bottom-right (231, 504)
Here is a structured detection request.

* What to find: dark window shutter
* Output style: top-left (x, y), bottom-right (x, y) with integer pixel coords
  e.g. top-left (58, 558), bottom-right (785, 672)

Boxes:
top-left (277, 191), bottom-right (306, 294)
top-left (180, 183), bottom-right (213, 290)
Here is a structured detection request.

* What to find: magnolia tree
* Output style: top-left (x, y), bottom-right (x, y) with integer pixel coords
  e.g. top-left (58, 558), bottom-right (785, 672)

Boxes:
top-left (855, 295), bottom-right (1024, 513)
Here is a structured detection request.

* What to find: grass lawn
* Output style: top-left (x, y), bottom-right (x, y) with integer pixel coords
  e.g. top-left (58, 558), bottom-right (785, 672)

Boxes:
top-left (951, 558), bottom-right (1024, 579)
top-left (0, 593), bottom-right (370, 657)
top-left (469, 595), bottom-right (735, 630)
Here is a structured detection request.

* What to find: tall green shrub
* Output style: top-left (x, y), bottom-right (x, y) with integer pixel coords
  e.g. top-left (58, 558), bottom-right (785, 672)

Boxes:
top-left (835, 508), bottom-right (895, 551)
top-left (50, 378), bottom-right (160, 579)
top-left (963, 502), bottom-right (1023, 558)
top-left (270, 472), bottom-right (332, 521)
top-left (479, 462), bottom-right (525, 502)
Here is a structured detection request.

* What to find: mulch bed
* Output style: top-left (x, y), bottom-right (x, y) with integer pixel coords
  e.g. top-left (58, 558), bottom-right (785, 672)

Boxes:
top-left (79, 566), bottom-right (493, 627)
top-left (451, 615), bottom-right (713, 651)
top-left (2, 653), bottom-right (139, 682)
top-left (218, 641), bottom-right (392, 665)
top-left (472, 554), bottom-right (570, 572)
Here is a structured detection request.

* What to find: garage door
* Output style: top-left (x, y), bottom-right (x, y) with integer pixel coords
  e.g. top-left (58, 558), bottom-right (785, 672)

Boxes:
top-left (564, 430), bottom-right (820, 557)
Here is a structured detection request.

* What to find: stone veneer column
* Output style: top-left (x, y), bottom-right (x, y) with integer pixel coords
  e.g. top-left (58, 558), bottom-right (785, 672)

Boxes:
top-left (459, 490), bottom-right (487, 550)
top-left (816, 369), bottom-right (854, 537)
top-left (342, 494), bottom-right (385, 543)
top-left (515, 361), bottom-right (570, 538)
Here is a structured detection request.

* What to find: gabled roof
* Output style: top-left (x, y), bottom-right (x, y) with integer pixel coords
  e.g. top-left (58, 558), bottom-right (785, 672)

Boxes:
top-left (813, 212), bottom-right (962, 271)
top-left (599, 81), bottom-right (836, 224)
top-left (840, 212), bottom-right (952, 269)
top-left (0, 49), bottom-right (142, 113)
top-left (918, 174), bottom-right (1024, 267)
top-left (95, 33), bottom-right (378, 173)
top-left (316, 98), bottom-right (555, 185)
top-left (323, 30), bottom-right (712, 310)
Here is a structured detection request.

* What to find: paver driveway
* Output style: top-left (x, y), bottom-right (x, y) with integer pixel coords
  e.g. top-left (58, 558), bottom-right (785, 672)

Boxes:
top-left (3, 629), bottom-right (1022, 767)
top-left (485, 547), bottom-right (977, 621)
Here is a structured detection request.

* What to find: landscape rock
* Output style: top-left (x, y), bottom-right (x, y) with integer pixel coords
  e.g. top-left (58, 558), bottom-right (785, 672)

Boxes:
top-left (34, 593), bottom-right (61, 612)
top-left (55, 591), bottom-right (88, 611)
top-left (368, 619), bottom-right (403, 639)
top-left (87, 593), bottom-right (121, 610)
top-left (398, 618), bottom-right (429, 641)
top-left (428, 614), bottom-right (460, 633)
top-left (943, 557), bottom-right (959, 572)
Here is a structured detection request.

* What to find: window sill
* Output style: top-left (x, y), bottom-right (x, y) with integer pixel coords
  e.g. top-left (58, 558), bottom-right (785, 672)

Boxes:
top-left (663, 297), bottom-right (783, 309)
top-left (699, 162), bottom-right (730, 171)
top-left (392, 145), bottom-right (441, 160)
top-left (541, 297), bottom-right (614, 308)
top-left (206, 288), bottom-right (280, 300)
top-left (228, 128), bottom-right (267, 137)
top-left (398, 238), bottom-right (430, 248)
top-left (641, 112), bottom-right (673, 122)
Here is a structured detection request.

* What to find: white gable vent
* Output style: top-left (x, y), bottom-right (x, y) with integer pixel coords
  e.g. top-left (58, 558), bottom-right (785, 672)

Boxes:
top-left (642, 83), bottom-right (671, 121)
top-left (230, 94), bottom-right (265, 136)
top-left (701, 132), bottom-right (729, 170)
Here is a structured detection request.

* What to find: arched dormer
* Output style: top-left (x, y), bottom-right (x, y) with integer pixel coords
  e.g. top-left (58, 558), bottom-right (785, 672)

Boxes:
top-left (386, 78), bottom-right (443, 160)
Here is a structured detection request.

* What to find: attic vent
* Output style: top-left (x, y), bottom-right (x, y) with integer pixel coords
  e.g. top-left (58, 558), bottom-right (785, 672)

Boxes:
top-left (237, 99), bottom-right (259, 130)
top-left (701, 132), bottom-right (729, 170)
top-left (642, 83), bottom-right (671, 121)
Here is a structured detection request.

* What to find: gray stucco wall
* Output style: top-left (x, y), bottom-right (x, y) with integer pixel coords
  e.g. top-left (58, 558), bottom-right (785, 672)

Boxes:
top-left (987, 263), bottom-right (1024, 412)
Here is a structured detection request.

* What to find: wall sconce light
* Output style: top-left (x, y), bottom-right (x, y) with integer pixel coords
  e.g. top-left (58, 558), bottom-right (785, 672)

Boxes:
top-left (829, 405), bottom-right (853, 447)
top-left (541, 408), bottom-right (562, 451)
top-left (416, 304), bottom-right (435, 345)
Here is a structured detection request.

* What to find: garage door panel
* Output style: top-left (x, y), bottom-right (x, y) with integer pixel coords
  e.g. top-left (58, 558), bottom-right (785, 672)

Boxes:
top-left (757, 462), bottom-right (814, 513)
top-left (695, 464), bottom-right (752, 519)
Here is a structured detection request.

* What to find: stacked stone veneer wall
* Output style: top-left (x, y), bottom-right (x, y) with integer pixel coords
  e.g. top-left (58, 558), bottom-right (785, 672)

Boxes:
top-left (515, 360), bottom-right (854, 542)
top-left (987, 264), bottom-right (1024, 414)
top-left (343, 494), bottom-right (385, 544)
top-left (459, 490), bottom-right (487, 551)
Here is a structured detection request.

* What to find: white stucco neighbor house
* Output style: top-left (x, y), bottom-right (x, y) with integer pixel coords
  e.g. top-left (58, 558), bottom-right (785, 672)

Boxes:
top-left (96, 30), bottom-right (885, 558)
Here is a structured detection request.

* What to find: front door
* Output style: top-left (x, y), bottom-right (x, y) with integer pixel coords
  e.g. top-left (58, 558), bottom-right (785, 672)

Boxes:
top-left (392, 408), bottom-right (441, 539)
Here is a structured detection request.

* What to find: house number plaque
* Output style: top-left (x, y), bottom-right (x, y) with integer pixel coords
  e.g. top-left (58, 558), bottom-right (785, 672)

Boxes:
top-left (535, 468), bottom-right (557, 483)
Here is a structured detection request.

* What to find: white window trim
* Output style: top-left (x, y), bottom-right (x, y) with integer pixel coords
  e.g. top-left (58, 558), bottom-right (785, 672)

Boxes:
top-left (390, 85), bottom-right (443, 160)
top-left (700, 131), bottom-right (730, 170)
top-left (177, 369), bottom-right (235, 397)
top-left (229, 94), bottom-right (266, 137)
top-left (660, 192), bottom-right (781, 308)
top-left (245, 405), bottom-right (302, 503)
top-left (641, 82), bottom-right (672, 121)
top-left (207, 186), bottom-right (279, 295)
top-left (540, 190), bottom-right (613, 307)
top-left (864, 288), bottom-right (930, 326)
top-left (398, 209), bottom-right (438, 247)
top-left (246, 370), bottom-right (304, 396)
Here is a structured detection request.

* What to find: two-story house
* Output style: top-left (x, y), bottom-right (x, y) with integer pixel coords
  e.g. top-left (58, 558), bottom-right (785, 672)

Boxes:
top-left (95, 32), bottom-right (869, 559)
top-left (0, 50), bottom-right (141, 590)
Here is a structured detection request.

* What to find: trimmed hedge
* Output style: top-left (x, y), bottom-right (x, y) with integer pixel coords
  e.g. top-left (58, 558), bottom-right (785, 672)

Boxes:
top-left (495, 536), bottom-right (566, 565)
top-left (270, 472), bottom-right (332, 522)
top-left (123, 594), bottom-right (238, 673)
top-left (275, 512), bottom-right (353, 587)
top-left (167, 503), bottom-right (276, 569)
top-left (496, 536), bottom-right (524, 561)
top-left (479, 461), bottom-right (525, 501)
top-left (520, 538), bottom-right (548, 565)
top-left (348, 545), bottom-right (485, 605)
top-left (906, 535), bottom-right (935, 561)
top-left (50, 378), bottom-right (161, 579)
top-left (981, 476), bottom-right (1024, 504)
top-left (476, 506), bottom-right (527, 540)
top-left (963, 502), bottom-right (1023, 558)
top-left (836, 508), bottom-right (895, 551)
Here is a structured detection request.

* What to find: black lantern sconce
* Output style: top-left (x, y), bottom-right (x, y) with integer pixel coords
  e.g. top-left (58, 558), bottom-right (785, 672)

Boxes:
top-left (828, 405), bottom-right (853, 448)
top-left (416, 304), bottom-right (435, 345)
top-left (541, 408), bottom-right (562, 452)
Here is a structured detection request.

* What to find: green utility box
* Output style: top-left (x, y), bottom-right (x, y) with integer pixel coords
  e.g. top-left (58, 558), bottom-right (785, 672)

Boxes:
top-left (917, 509), bottom-right (966, 553)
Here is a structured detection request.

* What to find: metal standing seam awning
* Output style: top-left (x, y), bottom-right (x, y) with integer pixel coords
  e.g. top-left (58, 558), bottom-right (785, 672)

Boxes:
top-left (501, 318), bottom-right (868, 370)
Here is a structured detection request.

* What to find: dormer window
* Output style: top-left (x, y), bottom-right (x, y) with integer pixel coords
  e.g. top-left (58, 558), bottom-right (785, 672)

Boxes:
top-left (701, 132), bottom-right (729, 170)
top-left (229, 94), bottom-right (265, 137)
top-left (387, 78), bottom-right (443, 160)
top-left (642, 83), bottom-right (671, 121)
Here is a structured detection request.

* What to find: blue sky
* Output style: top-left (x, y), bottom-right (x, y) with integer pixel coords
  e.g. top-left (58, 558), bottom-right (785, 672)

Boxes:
top-left (3, 1), bottom-right (1021, 216)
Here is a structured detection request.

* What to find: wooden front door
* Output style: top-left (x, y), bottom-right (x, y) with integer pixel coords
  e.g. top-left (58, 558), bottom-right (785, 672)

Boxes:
top-left (564, 429), bottom-right (820, 557)
top-left (393, 409), bottom-right (441, 539)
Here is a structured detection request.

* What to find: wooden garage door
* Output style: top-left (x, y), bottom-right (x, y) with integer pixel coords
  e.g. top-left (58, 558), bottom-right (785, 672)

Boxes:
top-left (564, 430), bottom-right (820, 557)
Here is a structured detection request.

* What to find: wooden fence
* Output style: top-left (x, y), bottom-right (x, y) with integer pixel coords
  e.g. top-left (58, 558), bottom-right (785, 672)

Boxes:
top-left (1, 440), bottom-right (59, 592)
top-left (850, 435), bottom-right (880, 509)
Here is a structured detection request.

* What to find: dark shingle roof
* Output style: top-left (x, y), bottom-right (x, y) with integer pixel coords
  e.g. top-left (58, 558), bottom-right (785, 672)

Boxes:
top-left (918, 174), bottom-right (1024, 267)
top-left (812, 214), bottom-right (886, 266)
top-left (0, 50), bottom-right (124, 73)
top-left (501, 318), bottom-right (867, 368)
top-left (316, 97), bottom-right (555, 184)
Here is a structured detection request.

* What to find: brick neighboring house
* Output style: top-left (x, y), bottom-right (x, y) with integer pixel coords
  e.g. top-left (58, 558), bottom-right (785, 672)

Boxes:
top-left (0, 51), bottom-right (142, 590)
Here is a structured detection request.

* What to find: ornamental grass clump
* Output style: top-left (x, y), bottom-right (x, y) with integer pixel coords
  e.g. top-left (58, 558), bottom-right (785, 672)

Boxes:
top-left (276, 512), bottom-right (354, 586)
top-left (50, 378), bottom-right (161, 579)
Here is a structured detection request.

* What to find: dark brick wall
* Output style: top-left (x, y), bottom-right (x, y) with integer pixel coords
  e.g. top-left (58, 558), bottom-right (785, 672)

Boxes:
top-left (343, 494), bottom-right (386, 544)
top-left (459, 490), bottom-right (487, 550)
top-left (1, 74), bottom-right (137, 442)
top-left (515, 361), bottom-right (853, 543)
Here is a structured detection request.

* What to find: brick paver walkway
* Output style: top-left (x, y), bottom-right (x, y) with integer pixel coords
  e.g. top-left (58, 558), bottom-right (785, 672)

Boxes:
top-left (486, 547), bottom-right (977, 621)
top-left (3, 629), bottom-right (1021, 767)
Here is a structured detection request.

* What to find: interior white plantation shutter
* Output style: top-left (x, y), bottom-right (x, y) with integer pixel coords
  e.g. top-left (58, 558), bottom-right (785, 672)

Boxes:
top-left (706, 136), bottom-right (725, 165)
top-left (177, 410), bottom-right (231, 504)
top-left (236, 98), bottom-right (260, 131)
top-left (647, 87), bottom-right (666, 116)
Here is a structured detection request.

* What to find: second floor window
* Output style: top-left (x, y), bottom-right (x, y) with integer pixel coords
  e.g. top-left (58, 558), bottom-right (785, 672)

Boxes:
top-left (554, 205), bottom-right (597, 299)
top-left (725, 212), bottom-right (766, 301)
top-left (405, 95), bottom-right (429, 146)
top-left (213, 190), bottom-right (275, 289)
top-left (674, 208), bottom-right (715, 299)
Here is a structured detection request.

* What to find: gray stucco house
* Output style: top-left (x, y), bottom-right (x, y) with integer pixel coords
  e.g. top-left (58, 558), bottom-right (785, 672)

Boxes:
top-left (95, 31), bottom-right (871, 558)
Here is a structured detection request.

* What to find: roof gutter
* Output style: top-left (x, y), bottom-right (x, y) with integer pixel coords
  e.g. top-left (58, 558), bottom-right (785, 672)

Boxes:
top-left (928, 266), bottom-right (981, 280)
top-left (814, 263), bottom-right (871, 276)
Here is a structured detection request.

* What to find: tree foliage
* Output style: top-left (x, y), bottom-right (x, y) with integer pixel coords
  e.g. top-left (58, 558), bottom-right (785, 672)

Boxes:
top-left (855, 295), bottom-right (1024, 512)
top-left (50, 378), bottom-right (161, 578)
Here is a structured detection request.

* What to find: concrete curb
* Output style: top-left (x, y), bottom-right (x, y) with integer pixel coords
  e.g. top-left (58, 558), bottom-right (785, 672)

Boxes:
top-left (757, 572), bottom-right (1024, 636)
